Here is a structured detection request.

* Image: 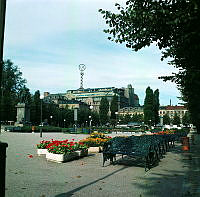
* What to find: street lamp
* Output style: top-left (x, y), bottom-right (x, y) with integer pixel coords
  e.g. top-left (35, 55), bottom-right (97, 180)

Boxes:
top-left (64, 119), bottom-right (66, 128)
top-left (40, 95), bottom-right (44, 138)
top-left (89, 105), bottom-right (93, 133)
top-left (74, 107), bottom-right (78, 132)
top-left (50, 115), bottom-right (53, 126)
top-left (89, 115), bottom-right (92, 133)
top-left (115, 112), bottom-right (118, 128)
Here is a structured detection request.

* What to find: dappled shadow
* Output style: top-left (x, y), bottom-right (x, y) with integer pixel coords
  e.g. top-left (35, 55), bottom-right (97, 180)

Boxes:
top-left (54, 166), bottom-right (128, 197)
top-left (131, 139), bottom-right (200, 197)
top-left (55, 136), bottom-right (200, 197)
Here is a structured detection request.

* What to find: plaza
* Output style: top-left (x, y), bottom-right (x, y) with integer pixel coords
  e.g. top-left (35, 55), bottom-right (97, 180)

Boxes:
top-left (1, 131), bottom-right (200, 197)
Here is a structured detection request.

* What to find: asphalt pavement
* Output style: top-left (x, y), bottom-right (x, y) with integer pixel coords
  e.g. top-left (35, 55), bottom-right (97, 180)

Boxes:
top-left (0, 131), bottom-right (200, 197)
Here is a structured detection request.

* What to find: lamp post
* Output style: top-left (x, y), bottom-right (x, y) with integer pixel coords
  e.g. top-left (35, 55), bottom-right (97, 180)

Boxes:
top-left (89, 115), bottom-right (92, 133)
top-left (74, 107), bottom-right (78, 133)
top-left (115, 111), bottom-right (118, 129)
top-left (64, 119), bottom-right (66, 128)
top-left (50, 115), bottom-right (53, 126)
top-left (40, 95), bottom-right (44, 138)
top-left (89, 105), bottom-right (93, 133)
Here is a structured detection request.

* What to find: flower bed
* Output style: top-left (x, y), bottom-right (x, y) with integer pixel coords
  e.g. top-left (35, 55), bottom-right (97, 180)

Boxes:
top-left (79, 133), bottom-right (112, 152)
top-left (36, 138), bottom-right (88, 162)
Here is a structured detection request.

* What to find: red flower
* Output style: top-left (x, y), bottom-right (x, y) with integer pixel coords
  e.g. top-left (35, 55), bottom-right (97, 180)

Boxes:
top-left (28, 155), bottom-right (33, 158)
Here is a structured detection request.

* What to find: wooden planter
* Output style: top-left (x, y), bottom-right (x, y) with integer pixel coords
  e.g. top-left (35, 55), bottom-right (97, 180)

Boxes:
top-left (75, 149), bottom-right (88, 157)
top-left (88, 146), bottom-right (102, 153)
top-left (37, 149), bottom-right (48, 156)
top-left (46, 152), bottom-right (78, 163)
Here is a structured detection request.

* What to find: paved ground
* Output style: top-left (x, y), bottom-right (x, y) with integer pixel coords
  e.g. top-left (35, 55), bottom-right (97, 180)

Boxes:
top-left (0, 131), bottom-right (200, 197)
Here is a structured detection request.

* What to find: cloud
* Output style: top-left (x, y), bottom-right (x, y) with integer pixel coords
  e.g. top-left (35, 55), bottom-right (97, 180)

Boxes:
top-left (4, 0), bottom-right (181, 105)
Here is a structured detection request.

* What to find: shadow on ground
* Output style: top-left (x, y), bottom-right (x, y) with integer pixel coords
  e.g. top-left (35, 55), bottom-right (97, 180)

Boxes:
top-left (54, 139), bottom-right (200, 197)
top-left (54, 166), bottom-right (128, 197)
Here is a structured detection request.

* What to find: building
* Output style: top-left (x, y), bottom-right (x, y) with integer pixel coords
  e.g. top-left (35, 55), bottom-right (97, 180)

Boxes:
top-left (123, 84), bottom-right (140, 107)
top-left (43, 92), bottom-right (66, 104)
top-left (65, 87), bottom-right (129, 112)
top-left (43, 84), bottom-right (140, 113)
top-left (58, 99), bottom-right (89, 110)
top-left (43, 92), bottom-right (89, 110)
top-left (118, 106), bottom-right (144, 116)
top-left (159, 105), bottom-right (188, 122)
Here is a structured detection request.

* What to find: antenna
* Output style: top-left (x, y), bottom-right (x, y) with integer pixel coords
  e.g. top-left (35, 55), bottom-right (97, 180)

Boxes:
top-left (79, 64), bottom-right (86, 89)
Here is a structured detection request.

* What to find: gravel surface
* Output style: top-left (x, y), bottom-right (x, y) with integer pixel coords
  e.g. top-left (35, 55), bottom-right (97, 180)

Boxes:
top-left (0, 131), bottom-right (194, 197)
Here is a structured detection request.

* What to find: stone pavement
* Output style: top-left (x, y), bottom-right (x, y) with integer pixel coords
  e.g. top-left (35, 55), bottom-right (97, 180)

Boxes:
top-left (0, 131), bottom-right (200, 197)
top-left (181, 132), bottom-right (200, 196)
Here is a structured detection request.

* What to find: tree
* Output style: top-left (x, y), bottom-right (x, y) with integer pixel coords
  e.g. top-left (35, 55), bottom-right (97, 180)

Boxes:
top-left (172, 112), bottom-right (181, 126)
top-left (163, 114), bottom-right (171, 125)
top-left (143, 87), bottom-right (154, 125)
top-left (153, 89), bottom-right (160, 126)
top-left (110, 94), bottom-right (118, 119)
top-left (99, 1), bottom-right (200, 133)
top-left (1, 60), bottom-right (27, 121)
top-left (30, 90), bottom-right (41, 125)
top-left (99, 97), bottom-right (109, 125)
top-left (182, 112), bottom-right (191, 126)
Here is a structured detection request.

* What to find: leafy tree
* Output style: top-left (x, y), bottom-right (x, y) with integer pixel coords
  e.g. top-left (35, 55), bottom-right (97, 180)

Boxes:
top-left (91, 111), bottom-right (100, 126)
top-left (143, 87), bottom-right (154, 125)
top-left (30, 90), bottom-right (41, 125)
top-left (99, 1), bottom-right (200, 133)
top-left (135, 114), bottom-right (144, 123)
top-left (182, 112), bottom-right (191, 126)
top-left (110, 94), bottom-right (118, 119)
top-left (124, 114), bottom-right (131, 124)
top-left (163, 114), bottom-right (171, 125)
top-left (1, 60), bottom-right (27, 121)
top-left (99, 97), bottom-right (109, 125)
top-left (18, 86), bottom-right (32, 104)
top-left (153, 89), bottom-right (160, 125)
top-left (172, 112), bottom-right (181, 126)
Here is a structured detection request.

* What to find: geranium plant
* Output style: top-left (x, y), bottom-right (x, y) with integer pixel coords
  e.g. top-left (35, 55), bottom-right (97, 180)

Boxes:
top-left (36, 140), bottom-right (51, 149)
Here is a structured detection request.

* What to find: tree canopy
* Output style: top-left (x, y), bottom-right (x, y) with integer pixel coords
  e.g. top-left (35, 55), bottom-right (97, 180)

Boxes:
top-left (99, 97), bottom-right (109, 125)
top-left (144, 87), bottom-right (154, 125)
top-left (99, 0), bottom-right (200, 132)
top-left (0, 60), bottom-right (27, 121)
top-left (110, 94), bottom-right (118, 119)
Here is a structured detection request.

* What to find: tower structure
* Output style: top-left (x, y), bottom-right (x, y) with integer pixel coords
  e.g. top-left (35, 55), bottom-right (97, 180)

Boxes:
top-left (79, 64), bottom-right (86, 90)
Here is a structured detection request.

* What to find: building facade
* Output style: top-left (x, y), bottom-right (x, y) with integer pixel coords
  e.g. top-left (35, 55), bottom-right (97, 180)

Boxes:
top-left (65, 87), bottom-right (127, 112)
top-left (159, 105), bottom-right (188, 122)
top-left (43, 84), bottom-right (140, 113)
top-left (118, 106), bottom-right (144, 116)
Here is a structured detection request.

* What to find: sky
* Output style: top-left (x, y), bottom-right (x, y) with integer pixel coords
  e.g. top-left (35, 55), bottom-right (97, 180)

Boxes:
top-left (3, 0), bottom-right (181, 106)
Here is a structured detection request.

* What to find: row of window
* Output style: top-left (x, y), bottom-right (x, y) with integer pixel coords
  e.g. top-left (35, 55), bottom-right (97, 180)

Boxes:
top-left (159, 110), bottom-right (187, 115)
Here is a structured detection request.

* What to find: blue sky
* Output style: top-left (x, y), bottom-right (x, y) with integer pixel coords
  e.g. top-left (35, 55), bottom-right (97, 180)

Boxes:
top-left (3, 0), bottom-right (181, 106)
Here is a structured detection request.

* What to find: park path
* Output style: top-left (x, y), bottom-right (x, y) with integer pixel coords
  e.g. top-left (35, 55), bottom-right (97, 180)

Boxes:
top-left (0, 131), bottom-right (200, 197)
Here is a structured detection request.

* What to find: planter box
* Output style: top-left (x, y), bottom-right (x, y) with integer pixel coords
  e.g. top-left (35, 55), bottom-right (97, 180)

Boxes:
top-left (88, 146), bottom-right (102, 153)
top-left (46, 152), bottom-right (78, 163)
top-left (75, 149), bottom-right (88, 157)
top-left (37, 149), bottom-right (48, 156)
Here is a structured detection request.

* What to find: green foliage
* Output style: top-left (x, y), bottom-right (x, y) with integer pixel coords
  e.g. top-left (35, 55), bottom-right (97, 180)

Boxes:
top-left (163, 114), bottom-right (171, 125)
top-left (182, 112), bottom-right (191, 126)
top-left (99, 97), bottom-right (109, 125)
top-left (172, 112), bottom-right (181, 126)
top-left (110, 94), bottom-right (118, 119)
top-left (153, 89), bottom-right (160, 125)
top-left (30, 90), bottom-right (41, 124)
top-left (99, 0), bottom-right (200, 132)
top-left (144, 87), bottom-right (154, 125)
top-left (0, 60), bottom-right (27, 121)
